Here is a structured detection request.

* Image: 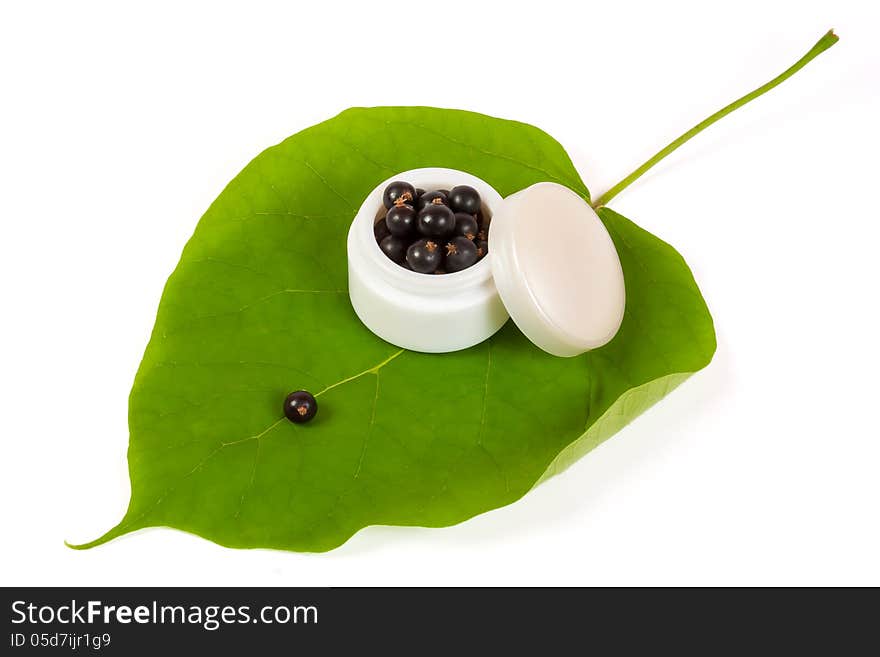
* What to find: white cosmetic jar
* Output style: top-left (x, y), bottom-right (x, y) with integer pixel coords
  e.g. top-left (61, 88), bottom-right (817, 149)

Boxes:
top-left (347, 168), bottom-right (508, 353)
top-left (348, 168), bottom-right (627, 357)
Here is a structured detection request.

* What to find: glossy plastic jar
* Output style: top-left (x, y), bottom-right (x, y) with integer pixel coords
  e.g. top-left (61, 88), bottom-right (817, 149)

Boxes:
top-left (347, 168), bottom-right (508, 353)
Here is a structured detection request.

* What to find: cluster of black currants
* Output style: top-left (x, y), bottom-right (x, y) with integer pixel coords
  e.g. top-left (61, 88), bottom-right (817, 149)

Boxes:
top-left (374, 180), bottom-right (489, 274)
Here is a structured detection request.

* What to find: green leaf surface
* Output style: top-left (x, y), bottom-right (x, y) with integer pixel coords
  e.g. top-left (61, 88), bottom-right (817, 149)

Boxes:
top-left (73, 107), bottom-right (715, 552)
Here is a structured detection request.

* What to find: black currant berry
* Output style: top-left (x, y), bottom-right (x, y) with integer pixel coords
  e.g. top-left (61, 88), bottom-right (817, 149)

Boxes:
top-left (374, 218), bottom-right (391, 242)
top-left (283, 390), bottom-right (318, 424)
top-left (454, 213), bottom-right (479, 240)
top-left (438, 189), bottom-right (451, 196)
top-left (406, 239), bottom-right (442, 274)
top-left (418, 201), bottom-right (456, 237)
top-left (385, 202), bottom-right (417, 237)
top-left (475, 238), bottom-right (489, 259)
top-left (444, 236), bottom-right (479, 272)
top-left (382, 181), bottom-right (416, 209)
top-left (379, 235), bottom-right (408, 263)
top-left (448, 185), bottom-right (481, 214)
top-left (415, 188), bottom-right (426, 198)
top-left (417, 190), bottom-right (448, 211)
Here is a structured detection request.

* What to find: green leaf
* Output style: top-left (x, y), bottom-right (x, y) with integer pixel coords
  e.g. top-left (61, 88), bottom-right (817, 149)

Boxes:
top-left (71, 107), bottom-right (715, 552)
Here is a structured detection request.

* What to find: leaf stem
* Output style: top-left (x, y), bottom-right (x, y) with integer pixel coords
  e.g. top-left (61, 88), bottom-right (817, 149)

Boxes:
top-left (591, 30), bottom-right (839, 209)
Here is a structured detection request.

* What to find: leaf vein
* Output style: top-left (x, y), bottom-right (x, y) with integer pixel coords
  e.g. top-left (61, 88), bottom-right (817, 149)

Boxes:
top-left (314, 348), bottom-right (405, 398)
top-left (354, 374), bottom-right (380, 479)
top-left (377, 117), bottom-right (584, 191)
top-left (303, 160), bottom-right (356, 210)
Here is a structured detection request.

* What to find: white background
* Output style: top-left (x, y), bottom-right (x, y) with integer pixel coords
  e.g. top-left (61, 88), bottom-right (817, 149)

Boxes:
top-left (1, 0), bottom-right (878, 586)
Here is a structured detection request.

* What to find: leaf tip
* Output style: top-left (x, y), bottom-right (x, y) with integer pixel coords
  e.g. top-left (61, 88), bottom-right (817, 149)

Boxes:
top-left (64, 536), bottom-right (110, 551)
top-left (65, 520), bottom-right (131, 550)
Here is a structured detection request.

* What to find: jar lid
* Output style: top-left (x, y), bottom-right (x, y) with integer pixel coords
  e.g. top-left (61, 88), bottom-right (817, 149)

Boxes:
top-left (489, 183), bottom-right (626, 357)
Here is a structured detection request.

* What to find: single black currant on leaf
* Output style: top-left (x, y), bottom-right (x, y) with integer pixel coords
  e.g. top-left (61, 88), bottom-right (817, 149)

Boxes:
top-left (379, 235), bottom-right (408, 263)
top-left (454, 213), bottom-right (479, 240)
top-left (448, 185), bottom-right (481, 214)
top-left (374, 218), bottom-right (391, 242)
top-left (385, 202), bottom-right (417, 237)
top-left (382, 181), bottom-right (416, 209)
top-left (417, 190), bottom-right (448, 211)
top-left (418, 201), bottom-right (456, 237)
top-left (283, 390), bottom-right (318, 424)
top-left (406, 239), bottom-right (442, 273)
top-left (444, 236), bottom-right (479, 272)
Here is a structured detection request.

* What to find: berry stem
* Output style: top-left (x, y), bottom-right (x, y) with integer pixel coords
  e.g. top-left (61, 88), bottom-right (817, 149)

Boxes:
top-left (591, 29), bottom-right (839, 209)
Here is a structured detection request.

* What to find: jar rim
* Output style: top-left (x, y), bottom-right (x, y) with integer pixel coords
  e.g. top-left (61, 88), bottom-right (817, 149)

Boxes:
top-left (354, 168), bottom-right (501, 295)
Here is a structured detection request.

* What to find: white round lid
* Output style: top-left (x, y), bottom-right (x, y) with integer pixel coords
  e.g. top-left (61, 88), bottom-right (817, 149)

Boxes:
top-left (489, 182), bottom-right (626, 357)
